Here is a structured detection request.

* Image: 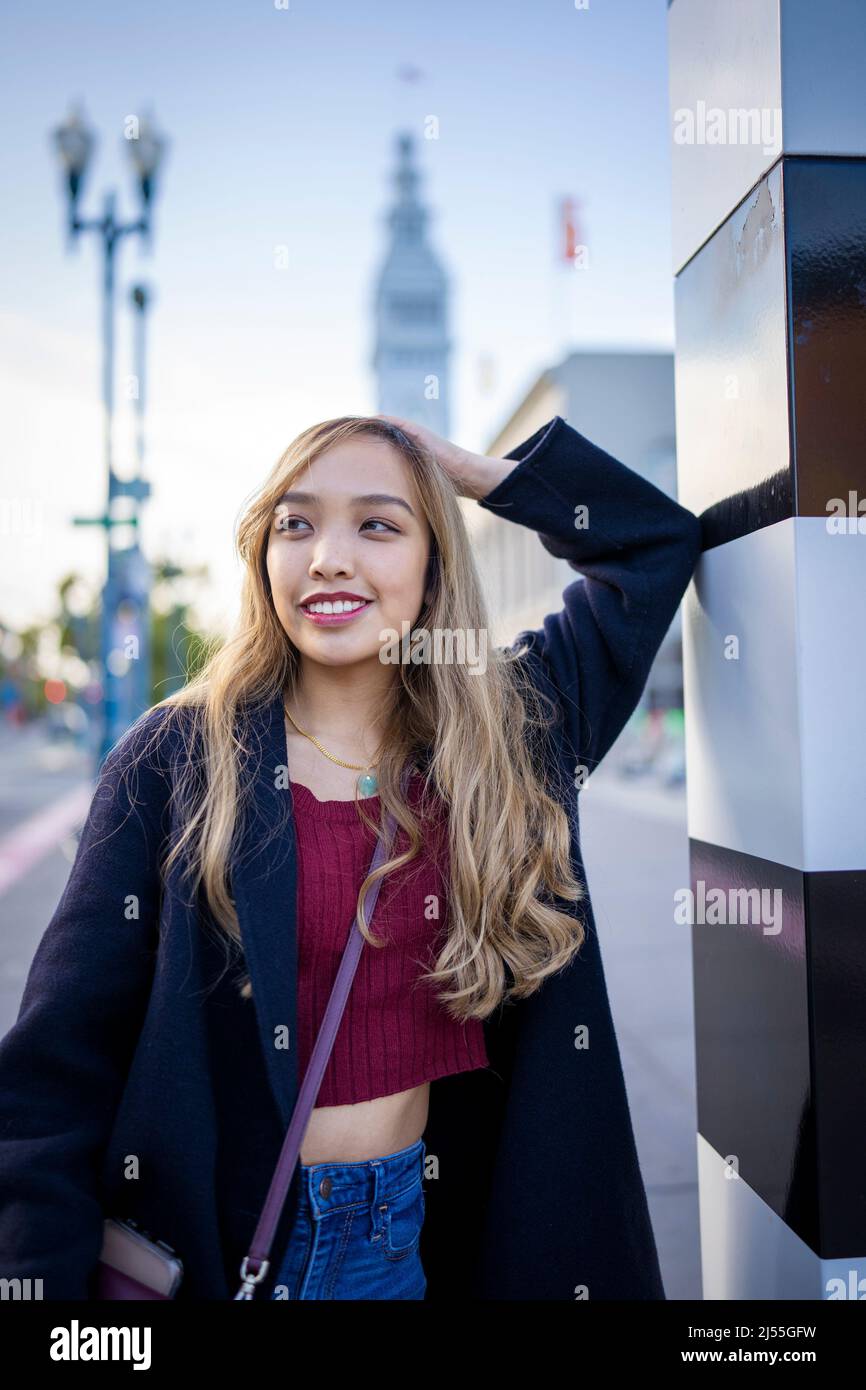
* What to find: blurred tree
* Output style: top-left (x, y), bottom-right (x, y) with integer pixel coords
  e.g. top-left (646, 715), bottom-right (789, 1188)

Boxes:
top-left (0, 557), bottom-right (217, 719)
top-left (149, 558), bottom-right (218, 701)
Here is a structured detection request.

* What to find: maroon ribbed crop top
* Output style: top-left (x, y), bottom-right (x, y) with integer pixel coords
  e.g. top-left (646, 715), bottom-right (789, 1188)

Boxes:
top-left (290, 772), bottom-right (489, 1107)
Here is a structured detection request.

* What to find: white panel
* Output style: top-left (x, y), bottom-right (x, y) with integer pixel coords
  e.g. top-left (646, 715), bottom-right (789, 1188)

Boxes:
top-left (697, 1133), bottom-right (866, 1299)
top-left (669, 0), bottom-right (783, 273)
top-left (685, 519), bottom-right (866, 870)
top-left (684, 520), bottom-right (804, 868)
top-left (796, 523), bottom-right (866, 869)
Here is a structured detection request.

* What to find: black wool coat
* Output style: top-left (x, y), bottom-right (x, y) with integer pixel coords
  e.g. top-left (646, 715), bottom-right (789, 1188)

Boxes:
top-left (0, 415), bottom-right (703, 1300)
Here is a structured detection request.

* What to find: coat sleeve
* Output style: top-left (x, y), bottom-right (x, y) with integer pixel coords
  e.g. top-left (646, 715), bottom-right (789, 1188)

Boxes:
top-left (477, 415), bottom-right (703, 778)
top-left (0, 708), bottom-right (170, 1298)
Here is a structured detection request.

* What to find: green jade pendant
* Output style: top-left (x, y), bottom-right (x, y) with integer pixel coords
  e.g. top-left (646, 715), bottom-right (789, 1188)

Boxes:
top-left (357, 770), bottom-right (378, 797)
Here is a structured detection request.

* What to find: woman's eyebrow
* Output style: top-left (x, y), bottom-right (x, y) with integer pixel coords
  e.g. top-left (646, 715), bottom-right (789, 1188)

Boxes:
top-left (276, 489), bottom-right (416, 518)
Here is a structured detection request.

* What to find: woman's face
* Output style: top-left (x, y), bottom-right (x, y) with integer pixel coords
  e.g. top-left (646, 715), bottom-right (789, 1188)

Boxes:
top-left (266, 435), bottom-right (433, 669)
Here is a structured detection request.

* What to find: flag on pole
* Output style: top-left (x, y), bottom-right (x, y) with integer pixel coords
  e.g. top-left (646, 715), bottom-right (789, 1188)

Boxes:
top-left (560, 197), bottom-right (584, 264)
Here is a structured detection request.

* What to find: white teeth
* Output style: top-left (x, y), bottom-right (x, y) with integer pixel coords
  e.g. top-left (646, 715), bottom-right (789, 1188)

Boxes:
top-left (304, 599), bottom-right (367, 614)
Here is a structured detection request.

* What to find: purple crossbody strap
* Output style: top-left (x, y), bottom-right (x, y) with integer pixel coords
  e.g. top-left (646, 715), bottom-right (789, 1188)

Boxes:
top-left (233, 762), bottom-right (411, 1299)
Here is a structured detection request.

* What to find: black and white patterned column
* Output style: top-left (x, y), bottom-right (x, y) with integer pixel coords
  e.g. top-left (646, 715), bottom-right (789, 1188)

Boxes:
top-left (669, 0), bottom-right (866, 1299)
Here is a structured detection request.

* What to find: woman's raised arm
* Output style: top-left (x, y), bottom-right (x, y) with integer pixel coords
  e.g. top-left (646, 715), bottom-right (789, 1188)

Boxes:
top-left (476, 415), bottom-right (703, 779)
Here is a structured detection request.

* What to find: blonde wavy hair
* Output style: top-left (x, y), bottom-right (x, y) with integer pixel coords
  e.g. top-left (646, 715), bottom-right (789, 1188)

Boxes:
top-left (133, 416), bottom-right (586, 1019)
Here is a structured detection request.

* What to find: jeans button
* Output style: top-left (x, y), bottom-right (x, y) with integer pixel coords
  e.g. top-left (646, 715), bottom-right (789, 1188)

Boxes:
top-left (318, 1176), bottom-right (332, 1198)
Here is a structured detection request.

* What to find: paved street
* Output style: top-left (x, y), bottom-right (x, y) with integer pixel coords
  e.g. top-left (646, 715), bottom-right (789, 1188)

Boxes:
top-left (0, 723), bottom-right (92, 1031)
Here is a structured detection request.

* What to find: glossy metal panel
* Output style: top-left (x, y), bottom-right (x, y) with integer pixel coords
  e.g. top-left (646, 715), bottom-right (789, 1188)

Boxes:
top-left (781, 0), bottom-right (866, 157)
top-left (692, 845), bottom-right (866, 1257)
top-left (691, 840), bottom-right (815, 1248)
top-left (674, 165), bottom-right (791, 542)
top-left (785, 159), bottom-right (866, 512)
top-left (807, 870), bottom-right (866, 1254)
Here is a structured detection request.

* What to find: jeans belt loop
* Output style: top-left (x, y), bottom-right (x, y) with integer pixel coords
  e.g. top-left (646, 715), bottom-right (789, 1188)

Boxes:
top-left (370, 1159), bottom-right (385, 1241)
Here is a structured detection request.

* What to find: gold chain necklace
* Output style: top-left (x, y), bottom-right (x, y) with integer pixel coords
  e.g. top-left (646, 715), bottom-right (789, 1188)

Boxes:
top-left (283, 701), bottom-right (379, 796)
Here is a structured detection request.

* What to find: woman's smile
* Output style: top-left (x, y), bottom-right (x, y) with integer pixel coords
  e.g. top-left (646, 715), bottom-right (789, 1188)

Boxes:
top-left (298, 597), bottom-right (375, 626)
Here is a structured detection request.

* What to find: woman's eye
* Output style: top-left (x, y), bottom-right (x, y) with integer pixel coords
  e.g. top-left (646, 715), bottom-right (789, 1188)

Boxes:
top-left (273, 511), bottom-right (311, 530)
top-left (361, 518), bottom-right (398, 533)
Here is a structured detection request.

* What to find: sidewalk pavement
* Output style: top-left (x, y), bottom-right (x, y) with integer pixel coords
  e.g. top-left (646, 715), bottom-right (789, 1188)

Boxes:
top-left (579, 760), bottom-right (702, 1300)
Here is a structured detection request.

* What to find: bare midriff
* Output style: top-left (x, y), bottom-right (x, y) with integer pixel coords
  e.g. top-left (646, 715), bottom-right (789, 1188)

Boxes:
top-left (301, 1082), bottom-right (430, 1164)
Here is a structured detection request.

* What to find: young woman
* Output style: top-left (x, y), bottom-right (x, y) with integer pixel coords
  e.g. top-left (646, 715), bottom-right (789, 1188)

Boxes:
top-left (0, 412), bottom-right (702, 1301)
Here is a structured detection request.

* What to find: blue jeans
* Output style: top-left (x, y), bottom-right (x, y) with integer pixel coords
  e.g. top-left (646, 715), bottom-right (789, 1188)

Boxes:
top-left (269, 1137), bottom-right (427, 1300)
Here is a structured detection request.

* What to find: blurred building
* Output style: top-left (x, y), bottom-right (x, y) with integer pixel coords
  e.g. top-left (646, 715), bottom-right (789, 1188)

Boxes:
top-left (472, 349), bottom-right (683, 713)
top-left (372, 131), bottom-right (452, 435)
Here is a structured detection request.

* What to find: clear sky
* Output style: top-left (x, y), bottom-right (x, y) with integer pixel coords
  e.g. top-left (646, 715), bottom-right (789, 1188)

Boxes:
top-left (1, 0), bottom-right (674, 635)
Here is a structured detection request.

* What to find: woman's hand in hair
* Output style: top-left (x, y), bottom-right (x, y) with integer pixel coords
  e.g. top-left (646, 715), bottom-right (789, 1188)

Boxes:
top-left (375, 414), bottom-right (513, 502)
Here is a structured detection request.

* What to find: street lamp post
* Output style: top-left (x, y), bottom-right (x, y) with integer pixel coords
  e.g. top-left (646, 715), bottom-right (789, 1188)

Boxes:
top-left (127, 282), bottom-right (154, 722)
top-left (51, 102), bottom-right (167, 764)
